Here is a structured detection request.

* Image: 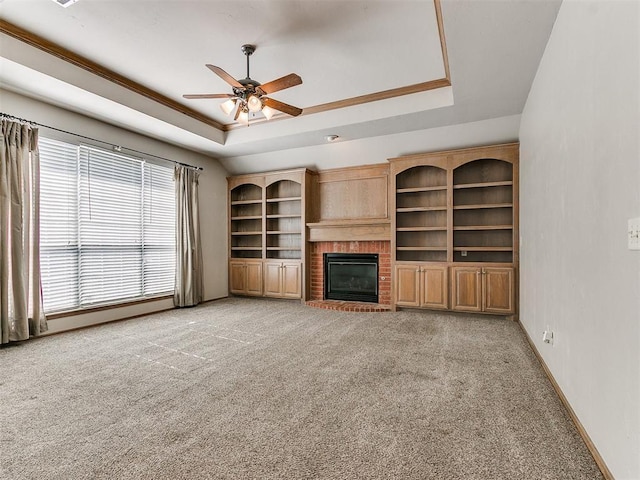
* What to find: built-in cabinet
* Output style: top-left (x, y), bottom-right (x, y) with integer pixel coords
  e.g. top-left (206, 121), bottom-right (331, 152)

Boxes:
top-left (389, 143), bottom-right (519, 315)
top-left (395, 263), bottom-right (448, 309)
top-left (263, 261), bottom-right (302, 298)
top-left (228, 169), bottom-right (316, 301)
top-left (229, 260), bottom-right (263, 296)
top-left (450, 266), bottom-right (514, 314)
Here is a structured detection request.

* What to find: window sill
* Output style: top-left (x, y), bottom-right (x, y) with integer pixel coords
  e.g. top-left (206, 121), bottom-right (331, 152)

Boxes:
top-left (46, 294), bottom-right (174, 320)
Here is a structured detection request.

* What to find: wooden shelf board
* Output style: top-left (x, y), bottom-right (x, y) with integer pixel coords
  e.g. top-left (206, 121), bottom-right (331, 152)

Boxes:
top-left (266, 196), bottom-right (302, 203)
top-left (231, 231), bottom-right (262, 236)
top-left (231, 199), bottom-right (262, 205)
top-left (453, 225), bottom-right (513, 231)
top-left (397, 206), bottom-right (447, 213)
top-left (453, 203), bottom-right (513, 210)
top-left (396, 185), bottom-right (447, 194)
top-left (266, 214), bottom-right (301, 219)
top-left (454, 247), bottom-right (513, 252)
top-left (397, 247), bottom-right (447, 251)
top-left (231, 247), bottom-right (263, 251)
top-left (453, 180), bottom-right (513, 190)
top-left (231, 215), bottom-right (262, 220)
top-left (267, 247), bottom-right (302, 251)
top-left (397, 226), bottom-right (447, 232)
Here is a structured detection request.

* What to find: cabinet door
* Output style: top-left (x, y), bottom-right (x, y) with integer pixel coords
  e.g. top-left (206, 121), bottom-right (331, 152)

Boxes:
top-left (263, 262), bottom-right (283, 297)
top-left (245, 262), bottom-right (263, 296)
top-left (483, 267), bottom-right (514, 314)
top-left (451, 267), bottom-right (482, 312)
top-left (229, 261), bottom-right (247, 294)
top-left (281, 263), bottom-right (302, 299)
top-left (421, 265), bottom-right (448, 309)
top-left (395, 264), bottom-right (420, 307)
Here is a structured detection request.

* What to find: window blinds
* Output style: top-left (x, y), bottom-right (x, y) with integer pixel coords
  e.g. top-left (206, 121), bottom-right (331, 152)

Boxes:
top-left (39, 138), bottom-right (176, 313)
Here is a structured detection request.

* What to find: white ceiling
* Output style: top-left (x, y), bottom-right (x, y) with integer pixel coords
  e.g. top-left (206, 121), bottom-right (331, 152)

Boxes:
top-left (0, 0), bottom-right (562, 169)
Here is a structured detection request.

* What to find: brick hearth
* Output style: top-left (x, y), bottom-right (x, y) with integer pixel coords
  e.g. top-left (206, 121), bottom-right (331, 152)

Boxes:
top-left (307, 241), bottom-right (391, 311)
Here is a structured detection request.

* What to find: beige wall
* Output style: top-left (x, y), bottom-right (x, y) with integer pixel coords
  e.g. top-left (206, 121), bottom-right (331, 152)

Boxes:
top-left (1, 89), bottom-right (229, 333)
top-left (519, 2), bottom-right (640, 478)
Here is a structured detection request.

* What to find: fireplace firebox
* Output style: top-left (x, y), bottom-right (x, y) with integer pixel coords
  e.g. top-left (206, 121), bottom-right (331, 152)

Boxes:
top-left (324, 253), bottom-right (378, 303)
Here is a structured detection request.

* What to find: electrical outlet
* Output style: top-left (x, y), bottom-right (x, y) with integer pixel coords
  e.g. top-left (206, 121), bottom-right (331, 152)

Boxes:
top-left (629, 217), bottom-right (640, 250)
top-left (542, 329), bottom-right (554, 345)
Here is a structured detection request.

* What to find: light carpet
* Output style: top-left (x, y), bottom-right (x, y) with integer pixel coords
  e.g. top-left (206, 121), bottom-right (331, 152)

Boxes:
top-left (0, 297), bottom-right (602, 479)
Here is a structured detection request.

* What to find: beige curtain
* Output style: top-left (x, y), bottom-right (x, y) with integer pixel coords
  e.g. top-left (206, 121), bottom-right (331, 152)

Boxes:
top-left (174, 165), bottom-right (203, 307)
top-left (0, 119), bottom-right (47, 344)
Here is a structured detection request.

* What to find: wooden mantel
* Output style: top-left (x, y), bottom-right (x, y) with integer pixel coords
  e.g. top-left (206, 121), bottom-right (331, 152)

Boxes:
top-left (307, 219), bottom-right (391, 242)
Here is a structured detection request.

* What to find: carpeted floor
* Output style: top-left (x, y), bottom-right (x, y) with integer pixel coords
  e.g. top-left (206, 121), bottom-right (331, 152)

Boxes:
top-left (1, 297), bottom-right (602, 479)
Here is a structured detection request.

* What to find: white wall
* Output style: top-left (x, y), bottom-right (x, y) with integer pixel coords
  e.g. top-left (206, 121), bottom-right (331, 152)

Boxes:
top-left (220, 115), bottom-right (521, 174)
top-left (519, 2), bottom-right (640, 478)
top-left (1, 89), bottom-right (229, 333)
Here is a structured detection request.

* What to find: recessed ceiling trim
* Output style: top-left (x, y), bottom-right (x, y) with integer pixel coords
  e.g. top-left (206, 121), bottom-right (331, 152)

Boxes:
top-left (435, 0), bottom-right (451, 81)
top-left (0, 0), bottom-right (450, 135)
top-left (0, 19), bottom-right (224, 131)
top-left (301, 78), bottom-right (452, 117)
top-left (223, 0), bottom-right (451, 132)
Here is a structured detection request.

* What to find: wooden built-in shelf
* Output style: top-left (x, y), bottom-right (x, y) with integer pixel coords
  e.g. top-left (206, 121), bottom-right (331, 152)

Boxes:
top-left (266, 196), bottom-right (302, 203)
top-left (453, 225), bottom-right (513, 231)
top-left (397, 206), bottom-right (447, 213)
top-left (267, 214), bottom-right (301, 219)
top-left (231, 199), bottom-right (262, 205)
top-left (453, 246), bottom-right (513, 252)
top-left (453, 180), bottom-right (513, 189)
top-left (396, 186), bottom-right (448, 194)
top-left (453, 203), bottom-right (513, 210)
top-left (231, 215), bottom-right (262, 220)
top-left (390, 143), bottom-right (519, 314)
top-left (397, 227), bottom-right (448, 232)
top-left (228, 169), bottom-right (313, 301)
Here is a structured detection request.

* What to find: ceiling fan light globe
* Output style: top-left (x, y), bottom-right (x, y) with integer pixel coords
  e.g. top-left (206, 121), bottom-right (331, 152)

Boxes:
top-left (220, 98), bottom-right (236, 116)
top-left (262, 106), bottom-right (276, 120)
top-left (237, 110), bottom-right (250, 125)
top-left (247, 95), bottom-right (263, 113)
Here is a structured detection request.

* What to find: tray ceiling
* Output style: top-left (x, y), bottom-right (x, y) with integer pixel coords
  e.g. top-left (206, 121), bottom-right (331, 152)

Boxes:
top-left (0, 0), bottom-right (562, 162)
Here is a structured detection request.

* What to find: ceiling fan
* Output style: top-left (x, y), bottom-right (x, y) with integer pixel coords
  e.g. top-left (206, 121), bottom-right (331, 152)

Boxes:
top-left (183, 44), bottom-right (303, 125)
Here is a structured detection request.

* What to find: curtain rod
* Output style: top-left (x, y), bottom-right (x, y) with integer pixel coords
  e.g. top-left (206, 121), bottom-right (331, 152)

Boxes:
top-left (0, 112), bottom-right (204, 172)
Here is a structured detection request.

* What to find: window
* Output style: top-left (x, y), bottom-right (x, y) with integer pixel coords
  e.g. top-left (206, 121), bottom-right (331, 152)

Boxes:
top-left (39, 138), bottom-right (176, 313)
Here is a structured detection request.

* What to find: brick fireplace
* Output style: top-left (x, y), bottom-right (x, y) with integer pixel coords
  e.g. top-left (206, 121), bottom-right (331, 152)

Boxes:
top-left (307, 241), bottom-right (391, 311)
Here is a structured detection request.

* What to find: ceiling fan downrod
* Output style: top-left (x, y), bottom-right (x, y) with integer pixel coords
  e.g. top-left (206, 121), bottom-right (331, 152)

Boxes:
top-left (241, 44), bottom-right (255, 80)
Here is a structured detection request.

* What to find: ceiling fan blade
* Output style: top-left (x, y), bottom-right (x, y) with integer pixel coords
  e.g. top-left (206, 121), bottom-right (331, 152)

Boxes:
top-left (206, 64), bottom-right (243, 89)
top-left (257, 74), bottom-right (302, 95)
top-left (262, 97), bottom-right (303, 117)
top-left (183, 93), bottom-right (234, 99)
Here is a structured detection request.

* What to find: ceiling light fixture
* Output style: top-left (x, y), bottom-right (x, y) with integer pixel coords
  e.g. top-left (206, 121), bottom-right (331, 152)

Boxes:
top-left (185, 44), bottom-right (302, 126)
top-left (220, 98), bottom-right (236, 116)
top-left (246, 94), bottom-right (263, 113)
top-left (51, 0), bottom-right (81, 7)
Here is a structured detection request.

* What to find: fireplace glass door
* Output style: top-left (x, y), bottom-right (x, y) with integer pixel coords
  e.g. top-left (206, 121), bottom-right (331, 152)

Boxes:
top-left (324, 253), bottom-right (378, 303)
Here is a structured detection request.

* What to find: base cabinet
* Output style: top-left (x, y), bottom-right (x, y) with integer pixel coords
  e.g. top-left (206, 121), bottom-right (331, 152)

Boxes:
top-left (229, 260), bottom-right (263, 296)
top-left (451, 266), bottom-right (514, 314)
top-left (263, 261), bottom-right (302, 299)
top-left (395, 264), bottom-right (448, 310)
